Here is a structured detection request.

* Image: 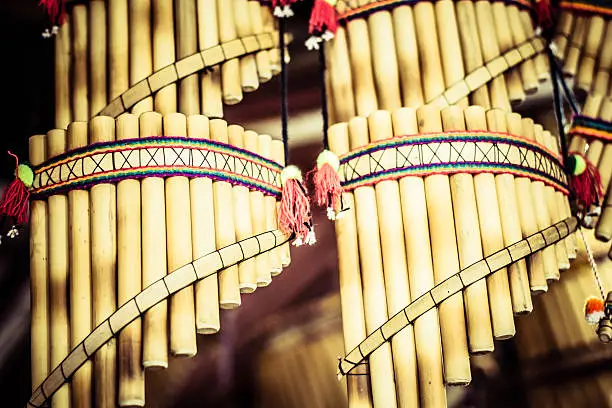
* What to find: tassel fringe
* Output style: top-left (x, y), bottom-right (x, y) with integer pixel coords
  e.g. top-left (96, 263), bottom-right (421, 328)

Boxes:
top-left (535, 0), bottom-right (552, 30)
top-left (567, 153), bottom-right (603, 211)
top-left (312, 150), bottom-right (344, 220)
top-left (0, 152), bottom-right (33, 237)
top-left (306, 0), bottom-right (338, 50)
top-left (39, 0), bottom-right (66, 36)
top-left (585, 296), bottom-right (605, 324)
top-left (279, 165), bottom-right (316, 246)
top-left (272, 0), bottom-right (300, 18)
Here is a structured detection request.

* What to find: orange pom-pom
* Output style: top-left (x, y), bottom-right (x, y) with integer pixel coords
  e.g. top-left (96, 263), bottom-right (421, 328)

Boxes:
top-left (585, 296), bottom-right (605, 324)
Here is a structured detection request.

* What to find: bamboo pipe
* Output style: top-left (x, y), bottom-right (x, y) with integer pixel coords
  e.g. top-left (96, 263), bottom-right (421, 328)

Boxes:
top-left (492, 2), bottom-right (525, 105)
top-left (563, 16), bottom-right (587, 77)
top-left (29, 134), bottom-right (49, 391)
top-left (598, 189), bottom-right (612, 242)
top-left (518, 9), bottom-right (549, 81)
top-left (130, 0), bottom-right (153, 114)
top-left (235, 0), bottom-right (260, 92)
top-left (506, 113), bottom-right (548, 292)
top-left (109, 0), bottom-right (129, 101)
top-left (455, 0), bottom-right (491, 107)
top-left (368, 11), bottom-right (402, 110)
top-left (262, 6), bottom-right (280, 74)
top-left (507, 4), bottom-right (538, 94)
top-left (71, 4), bottom-right (88, 121)
top-left (569, 94), bottom-right (603, 155)
top-left (576, 16), bottom-right (606, 93)
top-left (116, 114), bottom-right (145, 406)
top-left (435, 0), bottom-right (468, 107)
top-left (347, 3), bottom-right (378, 116)
top-left (327, 122), bottom-right (372, 408)
top-left (368, 111), bottom-right (419, 408)
top-left (187, 115), bottom-right (220, 334)
top-left (244, 131), bottom-right (271, 287)
top-left (66, 122), bottom-right (92, 408)
top-left (249, 1), bottom-right (273, 83)
top-left (55, 19), bottom-right (71, 129)
top-left (475, 0), bottom-right (510, 111)
top-left (210, 119), bottom-right (241, 306)
top-left (197, 0), bottom-right (223, 118)
top-left (486, 109), bottom-right (532, 314)
top-left (89, 0), bottom-right (107, 116)
top-left (552, 11), bottom-right (574, 59)
top-left (47, 129), bottom-right (71, 408)
top-left (218, 0), bottom-right (243, 105)
top-left (465, 106), bottom-right (515, 338)
top-left (271, 140), bottom-right (290, 269)
top-left (228, 125), bottom-right (257, 292)
top-left (417, 105), bottom-right (471, 384)
top-left (89, 116), bottom-right (117, 408)
top-left (164, 114), bottom-right (198, 355)
top-left (348, 116), bottom-right (398, 407)
top-left (154, 0), bottom-right (178, 114)
top-left (442, 106), bottom-right (494, 352)
top-left (414, 1), bottom-right (446, 104)
top-left (325, 69), bottom-right (337, 129)
top-left (326, 27), bottom-right (356, 123)
top-left (258, 134), bottom-right (278, 283)
top-left (391, 108), bottom-right (446, 407)
top-left (177, 0), bottom-right (200, 114)
top-left (392, 5), bottom-right (423, 107)
top-left (591, 98), bottom-right (612, 191)
top-left (593, 22), bottom-right (612, 95)
top-left (139, 112), bottom-right (169, 368)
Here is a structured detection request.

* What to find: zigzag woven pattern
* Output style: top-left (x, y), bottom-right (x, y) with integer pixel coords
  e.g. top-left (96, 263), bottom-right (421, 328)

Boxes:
top-left (559, 0), bottom-right (612, 16)
top-left (338, 131), bottom-right (569, 194)
top-left (568, 114), bottom-right (612, 143)
top-left (31, 136), bottom-right (283, 199)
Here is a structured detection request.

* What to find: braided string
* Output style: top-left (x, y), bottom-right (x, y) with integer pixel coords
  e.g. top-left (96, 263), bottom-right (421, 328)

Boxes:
top-left (578, 227), bottom-right (606, 300)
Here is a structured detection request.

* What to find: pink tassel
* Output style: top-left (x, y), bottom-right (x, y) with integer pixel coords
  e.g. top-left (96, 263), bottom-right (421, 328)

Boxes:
top-left (312, 150), bottom-right (343, 220)
top-left (279, 165), bottom-right (315, 246)
top-left (39, 0), bottom-right (66, 25)
top-left (535, 0), bottom-right (552, 30)
top-left (568, 153), bottom-right (603, 210)
top-left (0, 152), bottom-right (33, 226)
top-left (309, 0), bottom-right (338, 38)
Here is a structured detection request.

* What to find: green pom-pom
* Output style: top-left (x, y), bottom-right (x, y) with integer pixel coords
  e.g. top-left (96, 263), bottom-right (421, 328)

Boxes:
top-left (316, 150), bottom-right (340, 172)
top-left (17, 164), bottom-right (34, 188)
top-left (281, 165), bottom-right (303, 185)
top-left (573, 154), bottom-right (587, 175)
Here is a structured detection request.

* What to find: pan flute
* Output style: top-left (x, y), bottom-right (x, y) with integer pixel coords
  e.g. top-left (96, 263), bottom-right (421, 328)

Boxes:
top-left (329, 104), bottom-right (577, 408)
top-left (53, 0), bottom-right (287, 129)
top-left (551, 0), bottom-right (612, 95)
top-left (325, 0), bottom-right (548, 125)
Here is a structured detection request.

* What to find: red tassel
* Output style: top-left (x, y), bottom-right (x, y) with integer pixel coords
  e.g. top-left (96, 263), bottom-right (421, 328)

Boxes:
top-left (39, 0), bottom-right (66, 25)
top-left (279, 165), bottom-right (315, 246)
top-left (0, 153), bottom-right (31, 226)
top-left (535, 0), bottom-right (552, 30)
top-left (312, 150), bottom-right (343, 220)
top-left (585, 296), bottom-right (605, 324)
top-left (308, 0), bottom-right (338, 39)
top-left (568, 153), bottom-right (603, 210)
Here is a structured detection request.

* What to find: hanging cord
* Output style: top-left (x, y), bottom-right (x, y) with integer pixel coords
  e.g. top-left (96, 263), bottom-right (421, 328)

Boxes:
top-left (279, 17), bottom-right (290, 164)
top-left (318, 46), bottom-right (330, 150)
top-left (580, 227), bottom-right (606, 300)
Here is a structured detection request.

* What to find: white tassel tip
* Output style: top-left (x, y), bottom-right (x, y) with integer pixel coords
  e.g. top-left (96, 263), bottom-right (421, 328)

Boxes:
top-left (274, 5), bottom-right (294, 18)
top-left (305, 36), bottom-right (322, 51)
top-left (587, 310), bottom-right (606, 325)
top-left (326, 207), bottom-right (336, 220)
top-left (305, 230), bottom-right (317, 245)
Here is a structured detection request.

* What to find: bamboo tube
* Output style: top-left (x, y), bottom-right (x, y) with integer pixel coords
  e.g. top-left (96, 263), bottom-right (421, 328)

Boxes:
top-left (465, 106), bottom-right (515, 338)
top-left (66, 122), bottom-right (92, 408)
top-left (347, 8), bottom-right (378, 116)
top-left (115, 114), bottom-right (145, 406)
top-left (235, 0), bottom-right (259, 92)
top-left (187, 115), bottom-right (220, 334)
top-left (563, 16), bottom-right (587, 77)
top-left (590, 99), bottom-right (612, 189)
top-left (109, 0), bottom-right (129, 101)
top-left (197, 0), bottom-right (223, 118)
top-left (258, 134), bottom-right (276, 284)
top-left (527, 122), bottom-right (560, 281)
top-left (210, 119), bottom-right (241, 306)
top-left (55, 19), bottom-right (71, 129)
top-left (249, 1), bottom-right (272, 83)
top-left (593, 22), bottom-right (612, 95)
top-left (392, 6), bottom-right (423, 108)
top-left (89, 116), bottom-right (117, 408)
top-left (553, 12), bottom-right (574, 59)
top-left (369, 111), bottom-right (419, 407)
top-left (140, 112), bottom-right (169, 367)
top-left (29, 134), bottom-right (49, 391)
top-left (328, 123), bottom-right (372, 408)
top-left (414, 1), bottom-right (446, 104)
top-left (598, 189), bottom-right (612, 241)
top-left (475, 0), bottom-right (510, 111)
top-left (228, 125), bottom-right (257, 292)
top-left (177, 0), bottom-right (200, 114)
top-left (506, 113), bottom-right (547, 292)
top-left (71, 4), bottom-right (88, 121)
top-left (163, 113), bottom-right (197, 355)
top-left (569, 94), bottom-right (603, 154)
top-left (262, 6), bottom-right (280, 74)
top-left (130, 0), bottom-right (153, 114)
top-left (492, 2), bottom-right (525, 105)
top-left (435, 0), bottom-right (468, 107)
top-left (271, 140), bottom-right (290, 269)
top-left (244, 131), bottom-right (271, 287)
top-left (326, 27), bottom-right (356, 123)
top-left (455, 0), bottom-right (490, 107)
top-left (153, 0), bottom-right (177, 114)
top-left (507, 4), bottom-right (538, 93)
top-left (47, 129), bottom-right (71, 408)
top-left (89, 0), bottom-right (107, 116)
top-left (442, 106), bottom-right (494, 352)
top-left (519, 9), bottom-right (548, 81)
top-left (218, 0), bottom-right (243, 105)
top-left (576, 16), bottom-right (606, 93)
top-left (486, 109), bottom-right (532, 314)
top-left (417, 105), bottom-right (471, 384)
top-left (392, 108), bottom-right (446, 407)
top-left (368, 11), bottom-right (402, 110)
top-left (348, 116), bottom-right (398, 407)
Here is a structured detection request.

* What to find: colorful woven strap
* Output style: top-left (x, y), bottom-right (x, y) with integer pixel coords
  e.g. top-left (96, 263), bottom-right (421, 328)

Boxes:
top-left (568, 115), bottom-right (612, 143)
top-left (30, 136), bottom-right (283, 199)
top-left (559, 0), bottom-right (612, 16)
top-left (339, 130), bottom-right (569, 194)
